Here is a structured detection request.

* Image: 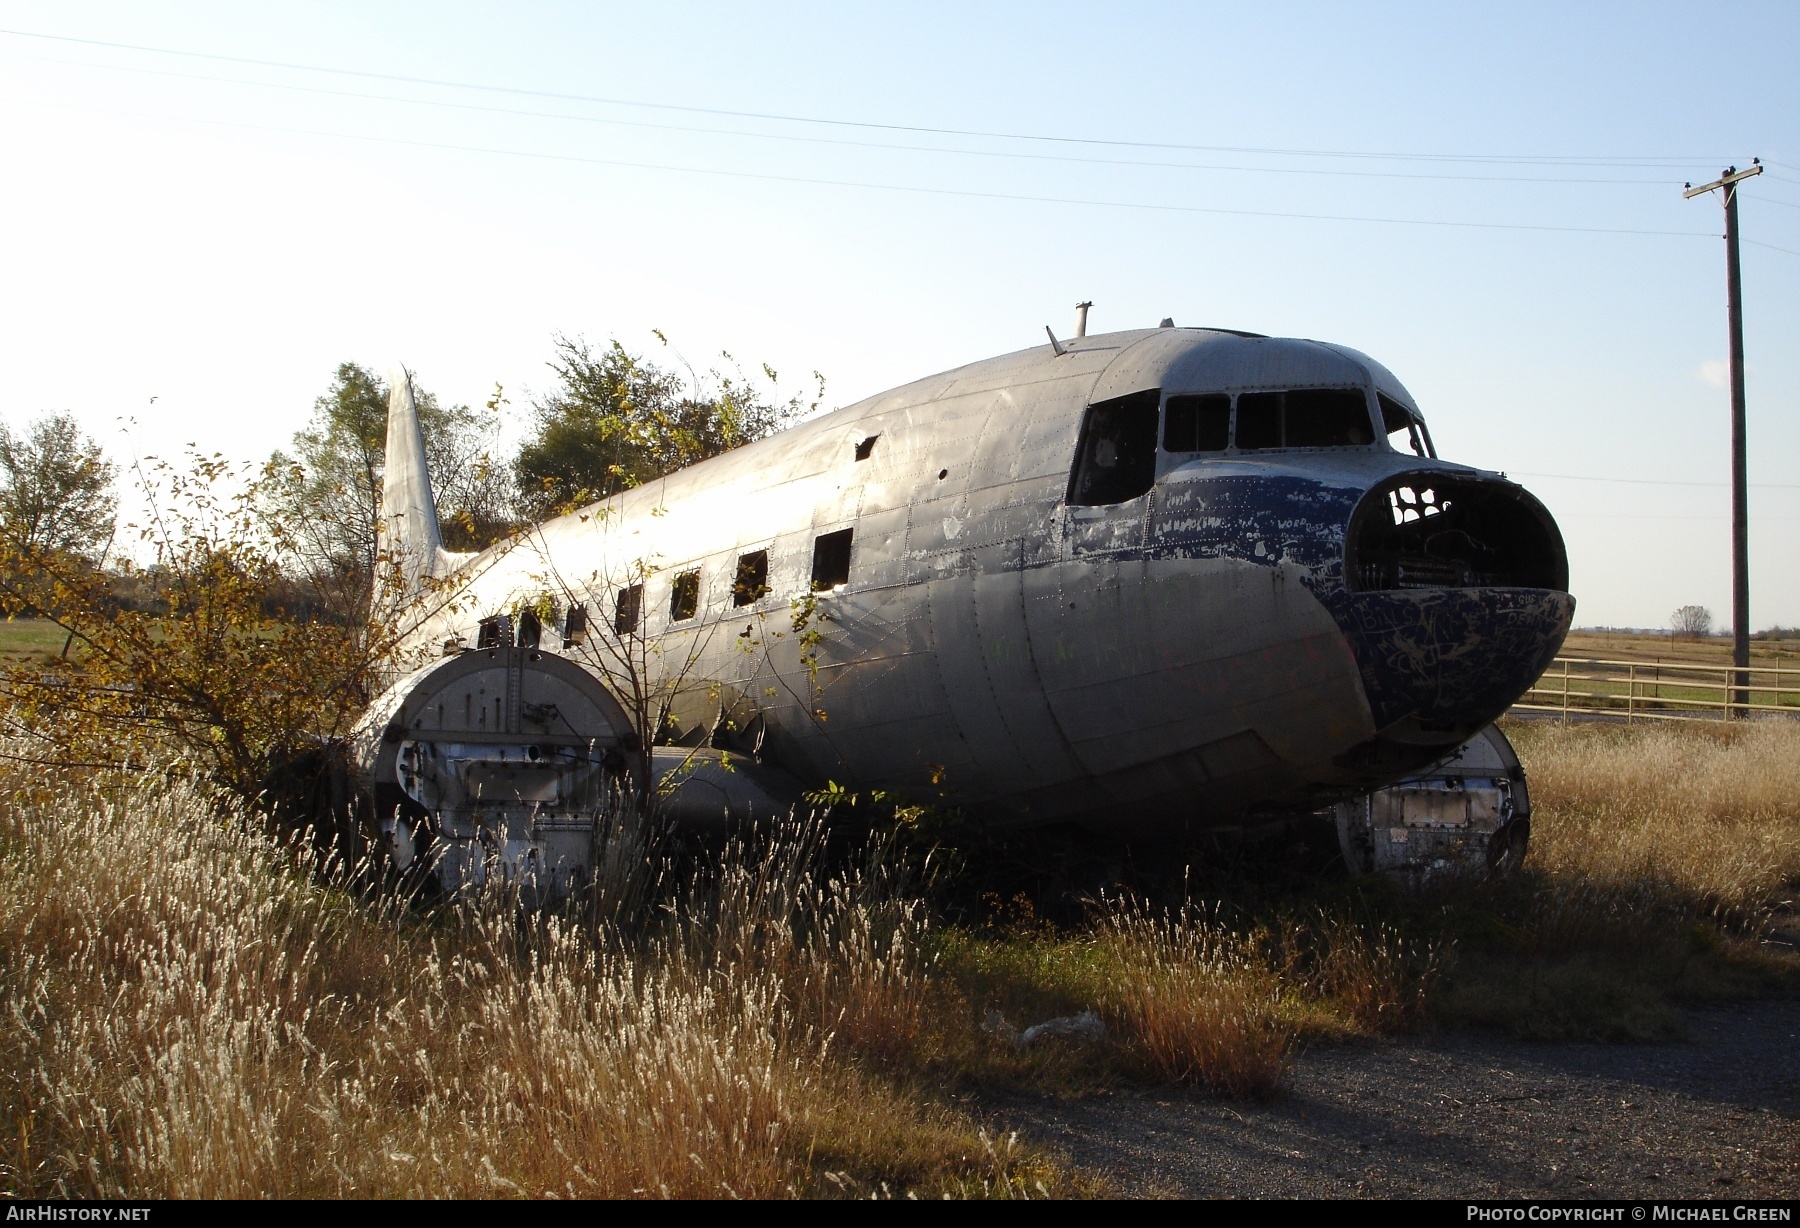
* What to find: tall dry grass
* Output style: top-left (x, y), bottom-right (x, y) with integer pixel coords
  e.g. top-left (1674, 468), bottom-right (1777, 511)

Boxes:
top-left (1421, 719), bottom-right (1800, 1039)
top-left (1093, 905), bottom-right (1291, 1097)
top-left (16, 718), bottom-right (1786, 1195)
top-left (931, 897), bottom-right (1443, 1096)
top-left (1510, 719), bottom-right (1800, 918)
top-left (1283, 912), bottom-right (1442, 1035)
top-left (0, 770), bottom-right (1059, 1198)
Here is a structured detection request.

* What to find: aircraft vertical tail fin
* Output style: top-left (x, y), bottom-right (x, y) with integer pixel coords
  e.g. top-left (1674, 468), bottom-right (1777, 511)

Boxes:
top-left (380, 367), bottom-right (445, 599)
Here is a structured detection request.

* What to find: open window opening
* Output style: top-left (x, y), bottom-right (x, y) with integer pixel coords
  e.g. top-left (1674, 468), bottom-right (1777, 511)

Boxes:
top-left (1235, 388), bottom-right (1374, 449)
top-left (854, 435), bottom-right (878, 461)
top-left (563, 602), bottom-right (588, 647)
top-left (1346, 474), bottom-right (1567, 592)
top-left (1162, 393), bottom-right (1231, 453)
top-left (516, 608), bottom-right (543, 651)
top-left (733, 549), bottom-right (770, 606)
top-left (1068, 389), bottom-right (1160, 505)
top-left (1379, 392), bottom-right (1434, 458)
top-left (811, 528), bottom-right (853, 591)
top-left (669, 570), bottom-right (700, 622)
top-left (476, 615), bottom-right (512, 650)
top-left (614, 584), bottom-right (642, 636)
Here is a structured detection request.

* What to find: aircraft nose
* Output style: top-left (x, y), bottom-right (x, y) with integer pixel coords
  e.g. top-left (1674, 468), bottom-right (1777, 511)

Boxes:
top-left (1328, 471), bottom-right (1573, 737)
top-left (1330, 586), bottom-right (1574, 735)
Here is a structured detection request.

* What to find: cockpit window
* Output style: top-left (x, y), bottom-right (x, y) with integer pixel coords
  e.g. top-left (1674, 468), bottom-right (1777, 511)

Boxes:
top-left (1378, 392), bottom-right (1434, 458)
top-left (1163, 394), bottom-right (1231, 452)
top-left (1235, 389), bottom-right (1374, 450)
top-left (1068, 389), bottom-right (1160, 505)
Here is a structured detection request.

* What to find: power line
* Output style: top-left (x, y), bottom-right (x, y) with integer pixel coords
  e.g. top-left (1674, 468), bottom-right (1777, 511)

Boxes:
top-left (4, 51), bottom-right (1699, 188)
top-left (0, 26), bottom-right (1737, 169)
top-left (10, 95), bottom-right (1723, 242)
top-left (1743, 238), bottom-right (1800, 258)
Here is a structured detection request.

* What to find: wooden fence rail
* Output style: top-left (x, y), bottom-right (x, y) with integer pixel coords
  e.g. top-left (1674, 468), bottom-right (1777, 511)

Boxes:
top-left (1513, 656), bottom-right (1800, 722)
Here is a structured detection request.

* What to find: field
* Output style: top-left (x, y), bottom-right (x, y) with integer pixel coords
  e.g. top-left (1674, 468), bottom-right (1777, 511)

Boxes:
top-left (0, 619), bottom-right (67, 666)
top-left (1527, 630), bottom-right (1800, 716)
top-left (0, 718), bottom-right (1795, 1197)
top-left (1559, 628), bottom-right (1800, 669)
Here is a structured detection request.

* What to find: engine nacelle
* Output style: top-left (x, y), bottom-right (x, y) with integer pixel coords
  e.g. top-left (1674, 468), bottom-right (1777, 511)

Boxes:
top-left (1332, 723), bottom-right (1531, 886)
top-left (351, 646), bottom-right (641, 904)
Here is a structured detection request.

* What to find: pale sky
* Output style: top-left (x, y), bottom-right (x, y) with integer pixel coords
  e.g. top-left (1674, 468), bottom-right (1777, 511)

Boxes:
top-left (0, 2), bottom-right (1795, 629)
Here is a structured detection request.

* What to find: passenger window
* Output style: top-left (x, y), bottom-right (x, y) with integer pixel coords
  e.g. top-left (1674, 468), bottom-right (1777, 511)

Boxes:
top-left (614, 584), bottom-right (642, 636)
top-left (1236, 389), bottom-right (1373, 449)
top-left (517, 609), bottom-right (542, 651)
top-left (669, 570), bottom-right (700, 622)
top-left (733, 549), bottom-right (770, 606)
top-left (476, 615), bottom-right (511, 649)
top-left (1379, 392), bottom-right (1430, 457)
top-left (1068, 389), bottom-right (1160, 505)
top-left (811, 528), bottom-right (853, 591)
top-left (1163, 394), bottom-right (1231, 452)
top-left (563, 602), bottom-right (588, 648)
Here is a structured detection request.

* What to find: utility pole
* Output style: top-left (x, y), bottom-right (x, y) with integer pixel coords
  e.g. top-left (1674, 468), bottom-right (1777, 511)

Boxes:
top-left (1684, 161), bottom-right (1761, 716)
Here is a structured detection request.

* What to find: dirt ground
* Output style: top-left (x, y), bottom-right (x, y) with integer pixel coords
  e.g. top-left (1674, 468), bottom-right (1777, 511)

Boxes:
top-left (984, 999), bottom-right (1800, 1199)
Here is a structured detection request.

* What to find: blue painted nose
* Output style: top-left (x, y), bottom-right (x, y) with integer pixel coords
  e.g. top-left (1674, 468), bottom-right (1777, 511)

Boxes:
top-left (1331, 587), bottom-right (1575, 732)
top-left (1327, 470), bottom-right (1573, 734)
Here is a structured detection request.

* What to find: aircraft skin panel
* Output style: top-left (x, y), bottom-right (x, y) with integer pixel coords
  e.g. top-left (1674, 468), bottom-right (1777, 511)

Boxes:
top-left (1047, 632), bottom-right (1369, 766)
top-left (961, 487), bottom-right (1051, 560)
top-left (904, 490), bottom-right (972, 561)
top-left (846, 504), bottom-right (909, 590)
top-left (940, 341), bottom-right (1115, 399)
top-left (1015, 406), bottom-right (1089, 483)
top-left (915, 566), bottom-right (1084, 796)
top-left (927, 571), bottom-right (1035, 789)
top-left (772, 579), bottom-right (953, 782)
top-left (970, 557), bottom-right (1086, 788)
top-left (1089, 329), bottom-right (1367, 405)
top-left (1061, 501), bottom-right (1149, 558)
top-left (824, 715), bottom-right (973, 788)
top-left (1019, 554), bottom-right (1368, 776)
top-left (386, 327), bottom-right (1574, 830)
top-left (1311, 342), bottom-right (1422, 416)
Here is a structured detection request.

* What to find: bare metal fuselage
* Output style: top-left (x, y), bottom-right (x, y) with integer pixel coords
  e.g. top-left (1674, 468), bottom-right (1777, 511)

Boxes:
top-left (392, 327), bottom-right (1573, 834)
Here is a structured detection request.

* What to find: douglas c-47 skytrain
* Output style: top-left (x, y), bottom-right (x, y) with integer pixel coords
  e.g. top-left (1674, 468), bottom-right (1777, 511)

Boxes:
top-left (353, 312), bottom-right (1573, 901)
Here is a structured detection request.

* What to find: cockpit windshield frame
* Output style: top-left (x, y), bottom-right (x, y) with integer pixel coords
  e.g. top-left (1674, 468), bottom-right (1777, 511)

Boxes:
top-left (1157, 386), bottom-right (1387, 459)
top-left (1378, 391), bottom-right (1436, 459)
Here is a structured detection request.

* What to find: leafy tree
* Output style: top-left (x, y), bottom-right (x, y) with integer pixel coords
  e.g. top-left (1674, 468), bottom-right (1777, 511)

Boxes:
top-left (264, 363), bottom-right (514, 616)
top-left (0, 412), bottom-right (117, 561)
top-left (0, 448), bottom-right (474, 798)
top-left (514, 336), bottom-right (821, 520)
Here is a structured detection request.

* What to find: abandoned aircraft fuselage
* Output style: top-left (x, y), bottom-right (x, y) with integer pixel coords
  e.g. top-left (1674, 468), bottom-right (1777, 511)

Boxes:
top-left (384, 326), bottom-right (1573, 836)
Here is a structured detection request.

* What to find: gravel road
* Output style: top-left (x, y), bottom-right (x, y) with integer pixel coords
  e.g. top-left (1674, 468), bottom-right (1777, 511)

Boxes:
top-left (986, 1000), bottom-right (1800, 1198)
